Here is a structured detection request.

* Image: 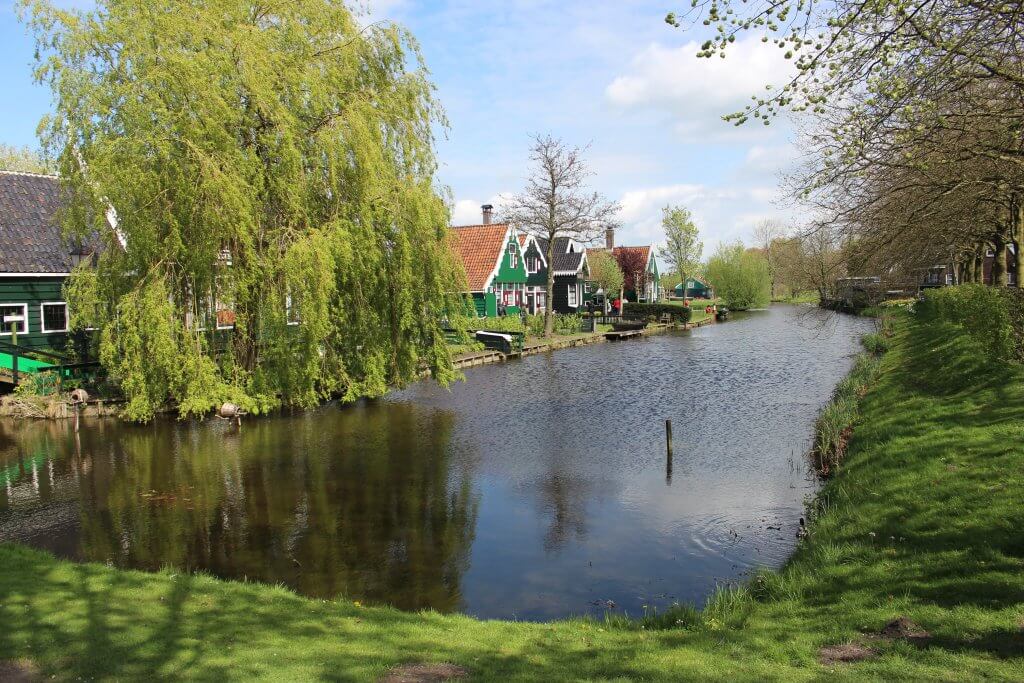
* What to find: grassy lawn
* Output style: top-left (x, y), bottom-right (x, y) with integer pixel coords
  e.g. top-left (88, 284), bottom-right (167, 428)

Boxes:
top-left (2, 313), bottom-right (1022, 680)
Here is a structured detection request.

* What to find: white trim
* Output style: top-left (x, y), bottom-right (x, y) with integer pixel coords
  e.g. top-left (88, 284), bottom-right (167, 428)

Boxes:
top-left (0, 303), bottom-right (29, 335)
top-left (480, 225), bottom-right (517, 292)
top-left (39, 301), bottom-right (69, 333)
top-left (0, 272), bottom-right (71, 277)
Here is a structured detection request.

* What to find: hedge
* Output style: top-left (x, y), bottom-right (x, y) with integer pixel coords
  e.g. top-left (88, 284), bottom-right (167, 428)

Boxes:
top-left (622, 302), bottom-right (693, 323)
top-left (916, 285), bottom-right (1022, 361)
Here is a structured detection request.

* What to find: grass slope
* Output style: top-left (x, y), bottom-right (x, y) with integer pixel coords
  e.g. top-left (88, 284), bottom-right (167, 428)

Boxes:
top-left (1, 315), bottom-right (1022, 681)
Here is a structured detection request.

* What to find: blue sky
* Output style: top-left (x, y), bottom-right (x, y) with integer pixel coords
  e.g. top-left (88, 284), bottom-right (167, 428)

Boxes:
top-left (0, 0), bottom-right (800, 254)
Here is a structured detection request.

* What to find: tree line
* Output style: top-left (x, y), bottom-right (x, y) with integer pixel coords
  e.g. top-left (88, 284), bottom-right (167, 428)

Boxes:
top-left (669, 0), bottom-right (1024, 288)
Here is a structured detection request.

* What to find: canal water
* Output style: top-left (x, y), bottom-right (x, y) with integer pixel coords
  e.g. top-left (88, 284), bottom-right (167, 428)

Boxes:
top-left (0, 305), bottom-right (873, 620)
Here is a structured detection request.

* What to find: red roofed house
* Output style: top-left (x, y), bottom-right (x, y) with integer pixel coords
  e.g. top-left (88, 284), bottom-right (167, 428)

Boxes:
top-left (450, 205), bottom-right (528, 317)
top-left (587, 228), bottom-right (661, 303)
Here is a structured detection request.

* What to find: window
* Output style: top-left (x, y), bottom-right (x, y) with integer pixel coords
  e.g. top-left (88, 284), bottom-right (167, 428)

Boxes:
top-left (508, 243), bottom-right (518, 269)
top-left (568, 283), bottom-right (578, 307)
top-left (40, 302), bottom-right (68, 333)
top-left (0, 304), bottom-right (28, 335)
top-left (285, 292), bottom-right (301, 325)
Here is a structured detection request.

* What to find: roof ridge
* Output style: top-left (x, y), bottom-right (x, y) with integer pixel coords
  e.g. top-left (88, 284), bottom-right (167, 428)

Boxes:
top-left (451, 222), bottom-right (509, 230)
top-left (0, 169), bottom-right (59, 179)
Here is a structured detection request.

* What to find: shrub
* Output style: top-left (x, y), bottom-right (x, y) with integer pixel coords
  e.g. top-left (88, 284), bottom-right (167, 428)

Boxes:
top-left (917, 285), bottom-right (1015, 360)
top-left (553, 313), bottom-right (583, 335)
top-left (524, 313), bottom-right (546, 336)
top-left (622, 302), bottom-right (693, 322)
top-left (705, 242), bottom-right (771, 310)
top-left (450, 315), bottom-right (525, 334)
top-left (861, 332), bottom-right (888, 355)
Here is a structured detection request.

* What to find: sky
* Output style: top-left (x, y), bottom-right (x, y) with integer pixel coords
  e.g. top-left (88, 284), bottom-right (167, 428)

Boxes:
top-left (0, 0), bottom-right (801, 258)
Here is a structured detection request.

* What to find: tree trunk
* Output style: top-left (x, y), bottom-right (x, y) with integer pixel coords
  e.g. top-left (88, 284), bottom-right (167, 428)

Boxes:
top-left (993, 230), bottom-right (1008, 287)
top-left (974, 247), bottom-right (985, 285)
top-left (966, 252), bottom-right (976, 283)
top-left (544, 236), bottom-right (555, 337)
top-left (1013, 194), bottom-right (1024, 287)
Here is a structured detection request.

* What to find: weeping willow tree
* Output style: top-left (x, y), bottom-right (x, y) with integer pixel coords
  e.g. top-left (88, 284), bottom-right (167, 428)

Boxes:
top-left (22, 0), bottom-right (462, 421)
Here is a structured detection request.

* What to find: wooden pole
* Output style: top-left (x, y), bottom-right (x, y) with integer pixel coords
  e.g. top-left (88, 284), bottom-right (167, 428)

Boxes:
top-left (665, 419), bottom-right (673, 484)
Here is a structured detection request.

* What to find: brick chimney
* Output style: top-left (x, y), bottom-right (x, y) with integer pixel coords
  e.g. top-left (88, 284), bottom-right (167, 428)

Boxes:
top-left (482, 204), bottom-right (494, 225)
top-left (605, 226), bottom-right (615, 249)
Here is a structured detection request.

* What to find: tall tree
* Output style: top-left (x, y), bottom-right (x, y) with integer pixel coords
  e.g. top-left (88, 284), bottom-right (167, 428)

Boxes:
top-left (0, 144), bottom-right (51, 174)
top-left (753, 219), bottom-right (786, 298)
top-left (657, 205), bottom-right (703, 295)
top-left (503, 135), bottom-right (619, 336)
top-left (24, 0), bottom-right (460, 421)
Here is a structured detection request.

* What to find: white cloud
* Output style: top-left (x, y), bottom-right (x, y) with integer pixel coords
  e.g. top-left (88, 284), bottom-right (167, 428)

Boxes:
top-left (605, 36), bottom-right (796, 142)
top-left (450, 193), bottom-right (512, 225)
top-left (611, 182), bottom-right (792, 258)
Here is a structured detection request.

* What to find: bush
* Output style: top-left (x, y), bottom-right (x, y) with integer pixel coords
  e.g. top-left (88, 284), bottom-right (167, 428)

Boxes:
top-left (524, 313), bottom-right (546, 336)
top-left (622, 302), bottom-right (693, 322)
top-left (705, 242), bottom-right (771, 310)
top-left (553, 313), bottom-right (583, 335)
top-left (450, 315), bottom-right (525, 334)
top-left (916, 285), bottom-right (1016, 360)
top-left (861, 332), bottom-right (888, 355)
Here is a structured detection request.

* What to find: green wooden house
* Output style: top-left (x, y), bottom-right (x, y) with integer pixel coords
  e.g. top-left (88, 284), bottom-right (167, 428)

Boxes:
top-left (674, 276), bottom-right (714, 299)
top-left (518, 233), bottom-right (548, 314)
top-left (450, 211), bottom-right (528, 317)
top-left (0, 171), bottom-right (89, 352)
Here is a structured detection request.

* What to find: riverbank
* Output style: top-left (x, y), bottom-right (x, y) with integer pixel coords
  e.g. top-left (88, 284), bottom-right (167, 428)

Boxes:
top-left (1, 311), bottom-right (1020, 679)
top-left (450, 315), bottom-right (714, 370)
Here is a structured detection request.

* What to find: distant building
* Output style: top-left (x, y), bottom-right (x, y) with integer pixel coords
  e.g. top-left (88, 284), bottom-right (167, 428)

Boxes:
top-left (673, 276), bottom-right (713, 299)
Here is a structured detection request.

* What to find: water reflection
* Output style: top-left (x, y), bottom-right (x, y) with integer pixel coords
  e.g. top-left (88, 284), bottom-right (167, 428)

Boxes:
top-left (0, 305), bottom-right (873, 620)
top-left (0, 405), bottom-right (478, 612)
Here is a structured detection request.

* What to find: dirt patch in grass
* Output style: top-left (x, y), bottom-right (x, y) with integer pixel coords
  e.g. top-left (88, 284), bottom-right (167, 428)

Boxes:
top-left (379, 663), bottom-right (469, 682)
top-left (0, 660), bottom-right (38, 683)
top-left (878, 616), bottom-right (931, 643)
top-left (818, 644), bottom-right (877, 665)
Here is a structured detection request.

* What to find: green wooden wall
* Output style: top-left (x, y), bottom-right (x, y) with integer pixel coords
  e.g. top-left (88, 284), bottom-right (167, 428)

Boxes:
top-left (0, 276), bottom-right (68, 351)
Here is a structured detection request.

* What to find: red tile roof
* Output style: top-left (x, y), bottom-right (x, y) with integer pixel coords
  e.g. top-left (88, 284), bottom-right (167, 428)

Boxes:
top-left (450, 223), bottom-right (511, 291)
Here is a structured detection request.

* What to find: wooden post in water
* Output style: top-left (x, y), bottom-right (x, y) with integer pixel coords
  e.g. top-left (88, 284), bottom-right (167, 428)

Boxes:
top-left (665, 419), bottom-right (673, 484)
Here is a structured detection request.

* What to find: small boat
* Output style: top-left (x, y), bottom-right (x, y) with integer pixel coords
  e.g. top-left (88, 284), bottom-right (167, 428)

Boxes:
top-left (715, 308), bottom-right (730, 321)
top-left (611, 320), bottom-right (648, 331)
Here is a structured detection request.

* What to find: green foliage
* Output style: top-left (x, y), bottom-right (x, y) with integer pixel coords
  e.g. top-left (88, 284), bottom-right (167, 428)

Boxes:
top-left (622, 302), bottom-right (692, 323)
top-left (587, 250), bottom-right (624, 297)
top-left (860, 333), bottom-right (888, 355)
top-left (552, 313), bottom-right (583, 335)
top-left (704, 243), bottom-right (771, 310)
top-left (26, 0), bottom-right (459, 420)
top-left (524, 313), bottom-right (546, 337)
top-left (657, 204), bottom-right (702, 283)
top-left (450, 315), bottom-right (525, 334)
top-left (0, 143), bottom-right (51, 174)
top-left (916, 285), bottom-right (1017, 361)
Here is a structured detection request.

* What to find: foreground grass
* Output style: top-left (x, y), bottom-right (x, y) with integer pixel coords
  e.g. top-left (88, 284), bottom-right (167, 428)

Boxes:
top-left (2, 314), bottom-right (1022, 680)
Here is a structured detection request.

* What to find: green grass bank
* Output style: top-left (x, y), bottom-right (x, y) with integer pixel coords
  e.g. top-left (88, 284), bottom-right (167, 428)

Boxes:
top-left (1, 313), bottom-right (1022, 680)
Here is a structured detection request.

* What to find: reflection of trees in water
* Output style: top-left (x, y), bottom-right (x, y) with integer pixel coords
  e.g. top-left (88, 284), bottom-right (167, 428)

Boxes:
top-left (1, 407), bottom-right (479, 613)
top-left (535, 469), bottom-right (590, 552)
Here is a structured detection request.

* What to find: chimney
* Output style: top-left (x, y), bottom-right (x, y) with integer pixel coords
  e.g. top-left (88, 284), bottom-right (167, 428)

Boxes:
top-left (481, 204), bottom-right (494, 225)
top-left (605, 226), bottom-right (615, 249)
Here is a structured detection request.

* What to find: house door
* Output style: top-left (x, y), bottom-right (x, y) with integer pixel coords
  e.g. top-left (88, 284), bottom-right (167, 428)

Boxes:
top-left (526, 293), bottom-right (535, 314)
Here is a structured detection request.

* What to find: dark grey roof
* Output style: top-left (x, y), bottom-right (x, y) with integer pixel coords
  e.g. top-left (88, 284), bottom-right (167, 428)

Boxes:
top-left (535, 236), bottom-right (586, 275)
top-left (0, 171), bottom-right (75, 273)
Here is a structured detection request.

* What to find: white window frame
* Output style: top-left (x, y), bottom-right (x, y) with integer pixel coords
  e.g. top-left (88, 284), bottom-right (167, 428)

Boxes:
top-left (40, 301), bottom-right (68, 333)
top-left (568, 283), bottom-right (578, 307)
top-left (285, 293), bottom-right (301, 326)
top-left (508, 243), bottom-right (518, 269)
top-left (0, 304), bottom-right (28, 335)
